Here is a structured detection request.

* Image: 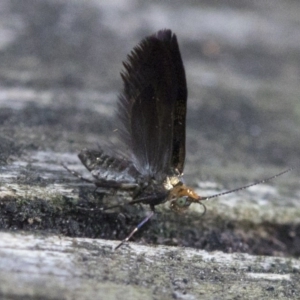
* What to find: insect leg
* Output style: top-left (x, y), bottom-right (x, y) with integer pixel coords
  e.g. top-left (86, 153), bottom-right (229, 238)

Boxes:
top-left (115, 209), bottom-right (155, 250)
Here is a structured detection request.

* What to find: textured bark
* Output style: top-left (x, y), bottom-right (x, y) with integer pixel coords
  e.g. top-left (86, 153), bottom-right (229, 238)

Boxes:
top-left (0, 0), bottom-right (300, 299)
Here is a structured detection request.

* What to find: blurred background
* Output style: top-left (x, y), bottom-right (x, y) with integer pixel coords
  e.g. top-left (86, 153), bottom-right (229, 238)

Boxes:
top-left (0, 0), bottom-right (299, 192)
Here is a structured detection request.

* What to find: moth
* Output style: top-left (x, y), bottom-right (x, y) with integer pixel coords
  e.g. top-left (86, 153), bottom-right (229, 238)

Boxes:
top-left (65, 29), bottom-right (291, 249)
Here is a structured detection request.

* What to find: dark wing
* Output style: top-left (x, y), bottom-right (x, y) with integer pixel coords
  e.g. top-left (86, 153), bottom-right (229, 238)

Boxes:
top-left (164, 31), bottom-right (187, 175)
top-left (118, 29), bottom-right (187, 180)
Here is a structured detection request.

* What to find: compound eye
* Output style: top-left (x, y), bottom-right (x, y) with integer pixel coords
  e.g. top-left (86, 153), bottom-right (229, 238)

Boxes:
top-left (176, 196), bottom-right (190, 208)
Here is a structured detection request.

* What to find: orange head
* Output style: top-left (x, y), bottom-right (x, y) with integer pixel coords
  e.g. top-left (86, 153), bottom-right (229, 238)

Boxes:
top-left (168, 184), bottom-right (203, 213)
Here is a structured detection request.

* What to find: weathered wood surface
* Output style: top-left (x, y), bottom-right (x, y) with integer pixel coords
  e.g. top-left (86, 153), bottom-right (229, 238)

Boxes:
top-left (0, 0), bottom-right (300, 299)
top-left (0, 232), bottom-right (299, 300)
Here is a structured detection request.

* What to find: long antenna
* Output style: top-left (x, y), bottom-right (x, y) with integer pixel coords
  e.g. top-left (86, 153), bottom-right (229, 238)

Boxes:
top-left (203, 168), bottom-right (293, 201)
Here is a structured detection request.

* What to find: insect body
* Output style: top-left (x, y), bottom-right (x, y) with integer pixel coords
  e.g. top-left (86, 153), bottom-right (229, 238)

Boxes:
top-left (73, 30), bottom-right (202, 248)
top-left (66, 29), bottom-right (291, 249)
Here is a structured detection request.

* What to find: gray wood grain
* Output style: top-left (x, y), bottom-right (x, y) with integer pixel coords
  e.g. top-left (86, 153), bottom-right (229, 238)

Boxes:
top-left (0, 232), bottom-right (299, 299)
top-left (0, 0), bottom-right (300, 299)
